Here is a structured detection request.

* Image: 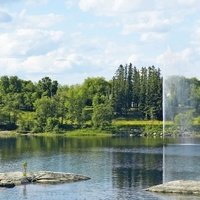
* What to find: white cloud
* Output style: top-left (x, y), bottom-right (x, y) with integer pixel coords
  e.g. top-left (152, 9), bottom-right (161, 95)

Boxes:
top-left (0, 0), bottom-right (20, 5)
top-left (79, 0), bottom-right (156, 15)
top-left (127, 54), bottom-right (141, 65)
top-left (0, 28), bottom-right (151, 82)
top-left (78, 21), bottom-right (120, 30)
top-left (21, 50), bottom-right (77, 74)
top-left (78, 0), bottom-right (197, 33)
top-left (0, 29), bottom-right (64, 57)
top-left (112, 0), bottom-right (155, 12)
top-left (103, 41), bottom-right (138, 66)
top-left (191, 23), bottom-right (200, 54)
top-left (17, 10), bottom-right (64, 29)
top-left (79, 0), bottom-right (200, 15)
top-left (0, 10), bottom-right (64, 30)
top-left (176, 0), bottom-right (200, 7)
top-left (16, 12), bottom-right (64, 54)
top-left (0, 49), bottom-right (81, 76)
top-left (78, 0), bottom-right (186, 45)
top-left (156, 47), bottom-right (200, 78)
top-left (65, 0), bottom-right (78, 9)
top-left (25, 0), bottom-right (48, 6)
top-left (140, 32), bottom-right (166, 42)
top-left (157, 48), bottom-right (192, 65)
top-left (122, 11), bottom-right (173, 35)
top-left (0, 58), bottom-right (22, 75)
top-left (79, 0), bottom-right (109, 13)
top-left (0, 0), bottom-right (199, 84)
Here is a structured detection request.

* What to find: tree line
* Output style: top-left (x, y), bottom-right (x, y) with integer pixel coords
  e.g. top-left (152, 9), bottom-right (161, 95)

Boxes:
top-left (0, 64), bottom-right (163, 133)
top-left (112, 64), bottom-right (162, 119)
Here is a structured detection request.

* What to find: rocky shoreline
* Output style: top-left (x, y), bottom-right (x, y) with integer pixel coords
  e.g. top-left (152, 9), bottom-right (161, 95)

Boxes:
top-left (0, 171), bottom-right (90, 188)
top-left (146, 180), bottom-right (200, 195)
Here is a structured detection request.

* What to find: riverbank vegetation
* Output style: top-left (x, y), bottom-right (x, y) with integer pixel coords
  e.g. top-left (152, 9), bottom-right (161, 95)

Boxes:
top-left (0, 65), bottom-right (200, 136)
top-left (0, 64), bottom-right (163, 135)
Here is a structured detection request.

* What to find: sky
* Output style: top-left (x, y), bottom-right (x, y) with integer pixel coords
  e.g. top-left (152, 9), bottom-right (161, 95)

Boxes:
top-left (0, 0), bottom-right (200, 84)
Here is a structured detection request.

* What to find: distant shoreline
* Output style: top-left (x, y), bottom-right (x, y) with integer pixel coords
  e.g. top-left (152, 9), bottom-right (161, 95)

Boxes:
top-left (1, 119), bottom-right (200, 138)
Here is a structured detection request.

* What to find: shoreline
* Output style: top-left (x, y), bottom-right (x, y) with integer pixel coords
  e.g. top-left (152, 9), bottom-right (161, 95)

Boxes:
top-left (1, 120), bottom-right (200, 138)
top-left (0, 129), bottom-right (112, 138)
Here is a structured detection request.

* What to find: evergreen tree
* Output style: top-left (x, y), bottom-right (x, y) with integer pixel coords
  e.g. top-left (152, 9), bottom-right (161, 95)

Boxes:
top-left (132, 66), bottom-right (140, 109)
top-left (139, 67), bottom-right (148, 119)
top-left (112, 65), bottom-right (126, 116)
top-left (126, 63), bottom-right (133, 110)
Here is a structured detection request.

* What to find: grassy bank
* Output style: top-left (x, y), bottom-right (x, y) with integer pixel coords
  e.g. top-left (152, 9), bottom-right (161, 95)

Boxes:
top-left (64, 128), bottom-right (112, 137)
top-left (112, 119), bottom-right (174, 137)
top-left (0, 131), bottom-right (18, 138)
top-left (0, 120), bottom-right (180, 138)
top-left (112, 119), bottom-right (173, 126)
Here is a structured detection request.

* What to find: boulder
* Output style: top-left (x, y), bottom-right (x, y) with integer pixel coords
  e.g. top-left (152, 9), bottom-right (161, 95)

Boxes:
top-left (33, 171), bottom-right (90, 184)
top-left (146, 180), bottom-right (200, 195)
top-left (0, 171), bottom-right (90, 188)
top-left (0, 180), bottom-right (15, 188)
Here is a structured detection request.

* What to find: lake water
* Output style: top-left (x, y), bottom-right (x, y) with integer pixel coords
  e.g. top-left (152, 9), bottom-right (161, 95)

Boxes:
top-left (1, 136), bottom-right (200, 200)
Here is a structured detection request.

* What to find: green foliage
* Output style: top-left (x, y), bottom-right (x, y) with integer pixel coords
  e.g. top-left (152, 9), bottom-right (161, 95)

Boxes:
top-left (112, 64), bottom-right (162, 120)
top-left (34, 96), bottom-right (60, 132)
top-left (174, 110), bottom-right (194, 132)
top-left (0, 76), bottom-right (59, 132)
top-left (0, 76), bottom-right (10, 93)
top-left (37, 77), bottom-right (58, 98)
top-left (112, 64), bottom-right (127, 116)
top-left (82, 77), bottom-right (110, 106)
top-left (0, 65), bottom-right (181, 134)
top-left (17, 113), bottom-right (35, 133)
top-left (143, 125), bottom-right (163, 136)
top-left (65, 128), bottom-right (111, 137)
top-left (66, 85), bottom-right (84, 125)
top-left (45, 117), bottom-right (60, 133)
top-left (22, 161), bottom-right (27, 177)
top-left (92, 95), bottom-right (113, 129)
top-left (17, 112), bottom-right (38, 133)
top-left (82, 106), bottom-right (93, 122)
top-left (113, 119), bottom-right (164, 126)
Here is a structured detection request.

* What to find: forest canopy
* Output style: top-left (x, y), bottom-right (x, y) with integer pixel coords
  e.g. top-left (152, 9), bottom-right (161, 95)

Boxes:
top-left (0, 64), bottom-right (180, 133)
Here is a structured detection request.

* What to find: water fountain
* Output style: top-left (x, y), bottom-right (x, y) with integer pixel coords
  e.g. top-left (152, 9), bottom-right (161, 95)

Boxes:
top-left (163, 75), bottom-right (200, 183)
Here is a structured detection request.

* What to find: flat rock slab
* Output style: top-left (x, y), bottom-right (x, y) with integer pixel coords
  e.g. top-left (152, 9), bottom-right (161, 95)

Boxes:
top-left (33, 171), bottom-right (90, 184)
top-left (0, 171), bottom-right (90, 188)
top-left (146, 180), bottom-right (200, 195)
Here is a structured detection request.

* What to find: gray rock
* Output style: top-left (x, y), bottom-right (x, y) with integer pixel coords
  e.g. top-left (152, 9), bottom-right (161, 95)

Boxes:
top-left (0, 171), bottom-right (90, 188)
top-left (33, 171), bottom-right (90, 184)
top-left (146, 180), bottom-right (200, 195)
top-left (0, 180), bottom-right (15, 188)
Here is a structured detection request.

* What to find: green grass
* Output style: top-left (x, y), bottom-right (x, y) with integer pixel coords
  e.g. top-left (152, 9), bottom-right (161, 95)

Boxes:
top-left (0, 131), bottom-right (18, 138)
top-left (192, 117), bottom-right (200, 125)
top-left (64, 128), bottom-right (112, 137)
top-left (0, 119), bottom-right (177, 138)
top-left (112, 119), bottom-right (173, 126)
top-left (31, 132), bottom-right (64, 137)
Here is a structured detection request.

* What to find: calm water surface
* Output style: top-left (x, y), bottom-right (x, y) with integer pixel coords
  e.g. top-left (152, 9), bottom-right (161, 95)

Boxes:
top-left (0, 136), bottom-right (200, 200)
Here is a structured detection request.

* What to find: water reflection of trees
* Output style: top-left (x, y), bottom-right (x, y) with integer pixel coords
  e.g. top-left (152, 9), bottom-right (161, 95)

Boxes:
top-left (0, 136), bottom-right (112, 160)
top-left (112, 151), bottom-right (163, 189)
top-left (0, 137), bottom-right (165, 161)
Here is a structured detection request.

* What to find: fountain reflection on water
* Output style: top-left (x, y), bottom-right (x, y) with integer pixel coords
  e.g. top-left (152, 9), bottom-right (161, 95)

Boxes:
top-left (163, 75), bottom-right (200, 183)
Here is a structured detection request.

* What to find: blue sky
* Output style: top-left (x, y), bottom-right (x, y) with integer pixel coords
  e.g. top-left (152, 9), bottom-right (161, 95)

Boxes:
top-left (0, 0), bottom-right (200, 84)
